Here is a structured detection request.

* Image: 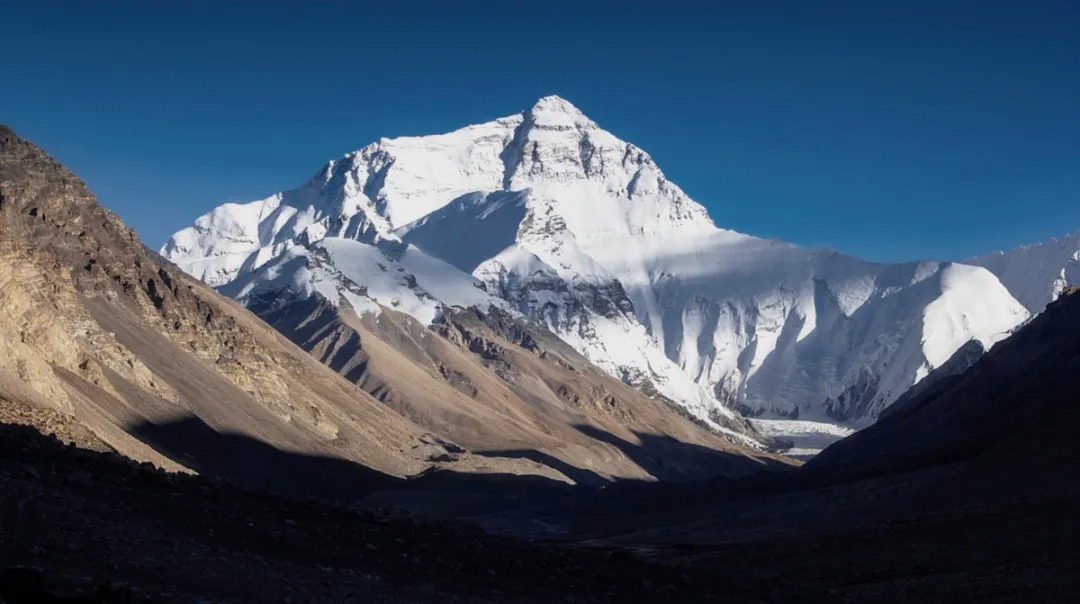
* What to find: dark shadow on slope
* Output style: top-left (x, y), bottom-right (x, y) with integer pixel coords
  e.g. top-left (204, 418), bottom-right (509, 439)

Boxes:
top-left (248, 293), bottom-right (371, 384)
top-left (125, 414), bottom-right (795, 528)
top-left (105, 414), bottom-right (1008, 549)
top-left (556, 293), bottom-right (1080, 543)
top-left (471, 448), bottom-right (608, 486)
top-left (129, 416), bottom-right (404, 501)
top-left (0, 419), bottom-right (811, 604)
top-left (126, 415), bottom-right (587, 517)
top-left (474, 424), bottom-right (790, 490)
top-left (379, 465), bottom-right (581, 522)
top-left (395, 190), bottom-right (530, 273)
top-left (573, 424), bottom-right (789, 481)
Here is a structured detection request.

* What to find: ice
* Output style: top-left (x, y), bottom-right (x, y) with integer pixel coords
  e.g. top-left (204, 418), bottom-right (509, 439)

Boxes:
top-left (751, 419), bottom-right (855, 459)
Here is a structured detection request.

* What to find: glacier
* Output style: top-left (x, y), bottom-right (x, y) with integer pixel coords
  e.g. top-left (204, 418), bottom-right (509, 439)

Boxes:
top-left (163, 95), bottom-right (1031, 430)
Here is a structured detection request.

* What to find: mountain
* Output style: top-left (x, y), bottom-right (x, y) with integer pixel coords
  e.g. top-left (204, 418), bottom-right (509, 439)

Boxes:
top-left (809, 286), bottom-right (1080, 479)
top-left (0, 124), bottom-right (780, 497)
top-left (2, 122), bottom-right (1074, 603)
top-left (799, 287), bottom-right (1080, 540)
top-left (164, 96), bottom-right (1030, 429)
top-left (560, 288), bottom-right (1080, 601)
top-left (968, 228), bottom-right (1080, 315)
top-left (0, 124), bottom-right (437, 486)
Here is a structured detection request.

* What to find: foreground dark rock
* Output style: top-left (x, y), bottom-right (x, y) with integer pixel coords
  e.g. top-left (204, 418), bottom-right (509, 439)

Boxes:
top-left (0, 415), bottom-right (762, 603)
top-left (3, 391), bottom-right (1079, 603)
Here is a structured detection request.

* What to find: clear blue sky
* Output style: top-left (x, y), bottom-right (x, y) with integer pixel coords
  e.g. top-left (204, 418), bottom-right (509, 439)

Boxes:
top-left (2, 0), bottom-right (1077, 261)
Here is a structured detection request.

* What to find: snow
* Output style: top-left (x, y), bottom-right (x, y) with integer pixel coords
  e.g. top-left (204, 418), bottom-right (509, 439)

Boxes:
top-left (968, 228), bottom-right (1080, 314)
top-left (751, 419), bottom-right (855, 459)
top-left (219, 237), bottom-right (502, 327)
top-left (319, 238), bottom-right (442, 324)
top-left (396, 245), bottom-right (501, 310)
top-left (395, 190), bottom-right (530, 274)
top-left (162, 94), bottom-right (1034, 430)
top-left (920, 264), bottom-right (1028, 367)
top-left (353, 116), bottom-right (516, 228)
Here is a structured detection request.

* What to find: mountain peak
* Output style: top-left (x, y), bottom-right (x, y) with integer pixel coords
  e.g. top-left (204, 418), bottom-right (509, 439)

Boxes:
top-left (0, 124), bottom-right (33, 151)
top-left (162, 98), bottom-right (1036, 432)
top-left (524, 96), bottom-right (599, 131)
top-left (529, 95), bottom-right (583, 116)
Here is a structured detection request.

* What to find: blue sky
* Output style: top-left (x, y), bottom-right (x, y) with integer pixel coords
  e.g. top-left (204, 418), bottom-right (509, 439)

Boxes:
top-left (2, 0), bottom-right (1077, 261)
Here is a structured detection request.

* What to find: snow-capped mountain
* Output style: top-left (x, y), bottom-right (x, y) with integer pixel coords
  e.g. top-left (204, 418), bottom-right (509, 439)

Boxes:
top-left (163, 96), bottom-right (1029, 427)
top-left (968, 229), bottom-right (1080, 315)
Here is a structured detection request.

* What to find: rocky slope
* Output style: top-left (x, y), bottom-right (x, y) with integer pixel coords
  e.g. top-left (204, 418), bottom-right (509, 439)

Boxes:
top-left (164, 96), bottom-right (1029, 425)
top-left (0, 124), bottom-right (781, 490)
top-left (0, 124), bottom-right (455, 481)
top-left (245, 286), bottom-right (785, 483)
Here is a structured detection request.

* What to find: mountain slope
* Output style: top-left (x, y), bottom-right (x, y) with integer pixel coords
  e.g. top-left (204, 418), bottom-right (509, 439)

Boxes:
top-left (163, 96), bottom-right (1029, 426)
top-left (215, 232), bottom-right (784, 478)
top-left (1, 124), bottom-right (778, 487)
top-left (544, 288), bottom-right (1080, 572)
top-left (809, 286), bottom-right (1080, 485)
top-left (968, 228), bottom-right (1080, 314)
top-left (246, 286), bottom-right (784, 483)
top-left (0, 125), bottom-right (452, 485)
